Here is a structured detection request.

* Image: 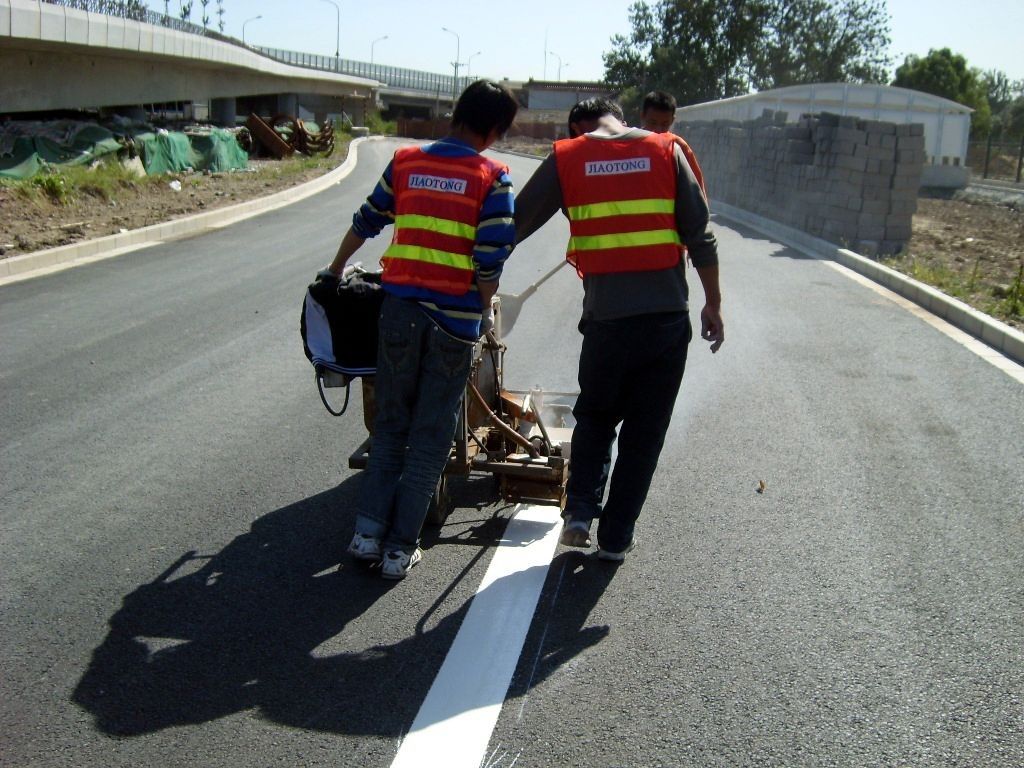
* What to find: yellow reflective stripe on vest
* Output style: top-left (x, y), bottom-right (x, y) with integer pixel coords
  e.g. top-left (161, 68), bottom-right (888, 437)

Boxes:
top-left (394, 213), bottom-right (476, 241)
top-left (568, 229), bottom-right (681, 252)
top-left (384, 243), bottom-right (474, 270)
top-left (567, 198), bottom-right (675, 221)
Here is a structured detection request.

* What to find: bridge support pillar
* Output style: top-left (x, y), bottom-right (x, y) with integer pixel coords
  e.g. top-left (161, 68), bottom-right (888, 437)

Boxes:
top-left (277, 93), bottom-right (299, 117)
top-left (211, 97), bottom-right (237, 127)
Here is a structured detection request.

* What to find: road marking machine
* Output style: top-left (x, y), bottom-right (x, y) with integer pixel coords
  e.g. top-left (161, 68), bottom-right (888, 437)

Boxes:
top-left (304, 265), bottom-right (576, 526)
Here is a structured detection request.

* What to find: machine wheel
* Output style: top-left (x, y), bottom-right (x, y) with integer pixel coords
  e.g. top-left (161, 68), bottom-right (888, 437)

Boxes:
top-left (424, 473), bottom-right (452, 526)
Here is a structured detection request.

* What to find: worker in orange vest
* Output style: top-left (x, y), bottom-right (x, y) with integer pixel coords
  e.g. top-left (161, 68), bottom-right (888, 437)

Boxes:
top-left (514, 97), bottom-right (724, 561)
top-left (323, 80), bottom-right (518, 579)
top-left (641, 90), bottom-right (707, 199)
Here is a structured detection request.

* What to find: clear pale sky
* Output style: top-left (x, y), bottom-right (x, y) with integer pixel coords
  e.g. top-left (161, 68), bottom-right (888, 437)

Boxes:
top-left (146, 0), bottom-right (1024, 85)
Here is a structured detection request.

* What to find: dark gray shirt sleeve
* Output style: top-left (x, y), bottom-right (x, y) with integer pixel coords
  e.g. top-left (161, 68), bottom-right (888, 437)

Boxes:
top-left (512, 152), bottom-right (562, 244)
top-left (675, 143), bottom-right (718, 268)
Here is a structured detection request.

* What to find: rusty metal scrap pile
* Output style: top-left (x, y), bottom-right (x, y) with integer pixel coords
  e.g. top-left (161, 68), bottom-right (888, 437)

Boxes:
top-left (245, 113), bottom-right (335, 159)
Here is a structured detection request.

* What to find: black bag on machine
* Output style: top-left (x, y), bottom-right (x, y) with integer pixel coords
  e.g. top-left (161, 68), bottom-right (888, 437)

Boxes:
top-left (300, 267), bottom-right (384, 416)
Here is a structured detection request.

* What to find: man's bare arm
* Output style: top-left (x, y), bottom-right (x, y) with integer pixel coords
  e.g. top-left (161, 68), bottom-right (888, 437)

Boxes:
top-left (325, 227), bottom-right (366, 275)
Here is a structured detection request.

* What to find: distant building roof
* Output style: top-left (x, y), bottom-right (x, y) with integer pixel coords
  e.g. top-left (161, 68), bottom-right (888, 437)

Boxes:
top-left (678, 82), bottom-right (972, 119)
top-left (524, 80), bottom-right (611, 93)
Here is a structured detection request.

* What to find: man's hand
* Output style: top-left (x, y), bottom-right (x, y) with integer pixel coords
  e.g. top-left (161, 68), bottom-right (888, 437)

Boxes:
top-left (321, 227), bottom-right (365, 282)
top-left (480, 306), bottom-right (495, 338)
top-left (316, 265), bottom-right (341, 282)
top-left (700, 304), bottom-right (724, 353)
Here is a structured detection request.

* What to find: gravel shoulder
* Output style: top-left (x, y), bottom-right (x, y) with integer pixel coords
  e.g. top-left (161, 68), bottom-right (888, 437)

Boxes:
top-left (891, 189), bottom-right (1023, 332)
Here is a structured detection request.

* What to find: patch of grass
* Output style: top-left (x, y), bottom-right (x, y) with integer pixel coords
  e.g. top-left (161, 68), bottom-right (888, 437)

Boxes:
top-left (885, 253), bottom-right (1024, 328)
top-left (33, 170), bottom-right (71, 204)
top-left (1, 176), bottom-right (44, 204)
top-left (365, 111), bottom-right (396, 136)
top-left (885, 256), bottom-right (972, 301)
top-left (60, 161), bottom-right (145, 201)
top-left (992, 262), bottom-right (1024, 323)
top-left (275, 135), bottom-right (353, 176)
top-left (1, 159), bottom-right (154, 206)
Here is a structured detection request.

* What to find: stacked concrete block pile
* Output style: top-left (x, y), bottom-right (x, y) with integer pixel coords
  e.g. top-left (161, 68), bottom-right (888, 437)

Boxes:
top-left (679, 110), bottom-right (925, 255)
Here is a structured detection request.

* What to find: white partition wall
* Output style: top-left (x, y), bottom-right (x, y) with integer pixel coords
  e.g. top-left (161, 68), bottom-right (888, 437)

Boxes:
top-left (676, 83), bottom-right (972, 186)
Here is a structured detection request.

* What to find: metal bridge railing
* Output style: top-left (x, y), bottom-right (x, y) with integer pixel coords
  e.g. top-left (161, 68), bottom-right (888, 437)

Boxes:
top-left (41, 0), bottom-right (472, 97)
top-left (253, 46), bottom-right (470, 95)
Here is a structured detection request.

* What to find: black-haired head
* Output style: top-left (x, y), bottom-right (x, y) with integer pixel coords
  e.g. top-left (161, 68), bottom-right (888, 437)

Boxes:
top-left (452, 79), bottom-right (519, 140)
top-left (567, 98), bottom-right (624, 137)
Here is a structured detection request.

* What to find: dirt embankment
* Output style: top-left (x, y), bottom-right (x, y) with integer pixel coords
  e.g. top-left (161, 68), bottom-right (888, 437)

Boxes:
top-left (895, 191), bottom-right (1023, 332)
top-left (0, 135), bottom-right (548, 259)
top-left (0, 156), bottom-right (346, 258)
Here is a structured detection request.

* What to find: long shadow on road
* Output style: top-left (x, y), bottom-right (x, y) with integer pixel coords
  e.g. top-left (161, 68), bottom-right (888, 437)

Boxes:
top-left (71, 476), bottom-right (613, 739)
top-left (71, 477), bottom-right (463, 737)
top-left (710, 213), bottom-right (819, 261)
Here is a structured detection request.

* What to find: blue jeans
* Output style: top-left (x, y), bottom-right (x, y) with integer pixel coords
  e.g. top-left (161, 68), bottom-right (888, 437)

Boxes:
top-left (564, 311), bottom-right (691, 553)
top-left (355, 294), bottom-right (473, 552)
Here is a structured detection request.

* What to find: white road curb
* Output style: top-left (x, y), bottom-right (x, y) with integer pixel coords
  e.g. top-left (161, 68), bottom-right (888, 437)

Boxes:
top-left (0, 136), bottom-right (388, 285)
top-left (711, 200), bottom-right (1024, 367)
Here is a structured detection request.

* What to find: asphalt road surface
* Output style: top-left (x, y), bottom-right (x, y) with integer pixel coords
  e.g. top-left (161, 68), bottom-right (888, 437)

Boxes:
top-left (2, 139), bottom-right (1023, 767)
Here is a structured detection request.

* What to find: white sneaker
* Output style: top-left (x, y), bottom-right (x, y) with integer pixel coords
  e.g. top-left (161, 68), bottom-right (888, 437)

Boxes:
top-left (559, 519), bottom-right (592, 548)
top-left (348, 532), bottom-right (382, 561)
top-left (381, 547), bottom-right (422, 580)
top-left (597, 539), bottom-right (636, 562)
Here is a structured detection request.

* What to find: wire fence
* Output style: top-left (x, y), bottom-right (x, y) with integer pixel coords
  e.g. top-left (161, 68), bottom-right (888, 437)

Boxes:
top-left (967, 137), bottom-right (1024, 183)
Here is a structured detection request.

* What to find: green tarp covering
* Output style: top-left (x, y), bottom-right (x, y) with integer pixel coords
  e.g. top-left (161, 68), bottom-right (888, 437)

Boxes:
top-left (186, 129), bottom-right (250, 173)
top-left (0, 124), bottom-right (124, 179)
top-left (0, 123), bottom-right (247, 180)
top-left (130, 131), bottom-right (198, 176)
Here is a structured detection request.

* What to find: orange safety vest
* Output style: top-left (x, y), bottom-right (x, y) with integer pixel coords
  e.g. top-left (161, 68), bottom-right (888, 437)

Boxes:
top-left (668, 132), bottom-right (707, 199)
top-left (380, 145), bottom-right (507, 296)
top-left (553, 132), bottom-right (682, 276)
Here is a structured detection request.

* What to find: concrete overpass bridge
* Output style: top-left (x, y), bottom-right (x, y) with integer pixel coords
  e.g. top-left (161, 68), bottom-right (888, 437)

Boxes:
top-left (252, 45), bottom-right (473, 119)
top-left (0, 0), bottom-right (472, 124)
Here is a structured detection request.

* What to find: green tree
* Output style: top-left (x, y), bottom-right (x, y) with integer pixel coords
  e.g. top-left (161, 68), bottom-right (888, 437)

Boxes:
top-left (602, 0), bottom-right (892, 107)
top-left (983, 70), bottom-right (1024, 138)
top-left (1005, 97), bottom-right (1024, 139)
top-left (751, 0), bottom-right (891, 89)
top-left (892, 48), bottom-right (992, 136)
top-left (604, 0), bottom-right (769, 106)
top-left (983, 69), bottom-right (1015, 114)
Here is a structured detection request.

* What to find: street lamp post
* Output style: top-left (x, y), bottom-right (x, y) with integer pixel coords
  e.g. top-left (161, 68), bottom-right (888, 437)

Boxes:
top-left (549, 50), bottom-right (564, 81)
top-left (242, 14), bottom-right (261, 45)
top-left (441, 26), bottom-right (460, 105)
top-left (319, 0), bottom-right (340, 70)
top-left (465, 50), bottom-right (481, 78)
top-left (371, 34), bottom-right (388, 65)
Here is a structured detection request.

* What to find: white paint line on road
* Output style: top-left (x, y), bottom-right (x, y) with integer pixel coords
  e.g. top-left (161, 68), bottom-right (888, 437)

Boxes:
top-left (391, 503), bottom-right (562, 768)
top-left (825, 260), bottom-right (1024, 385)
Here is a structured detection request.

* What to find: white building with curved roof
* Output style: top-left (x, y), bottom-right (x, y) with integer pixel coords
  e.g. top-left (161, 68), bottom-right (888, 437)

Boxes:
top-left (675, 83), bottom-right (973, 187)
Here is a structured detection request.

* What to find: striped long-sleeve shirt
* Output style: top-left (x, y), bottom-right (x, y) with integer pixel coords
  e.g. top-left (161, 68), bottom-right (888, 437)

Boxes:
top-left (352, 137), bottom-right (515, 341)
